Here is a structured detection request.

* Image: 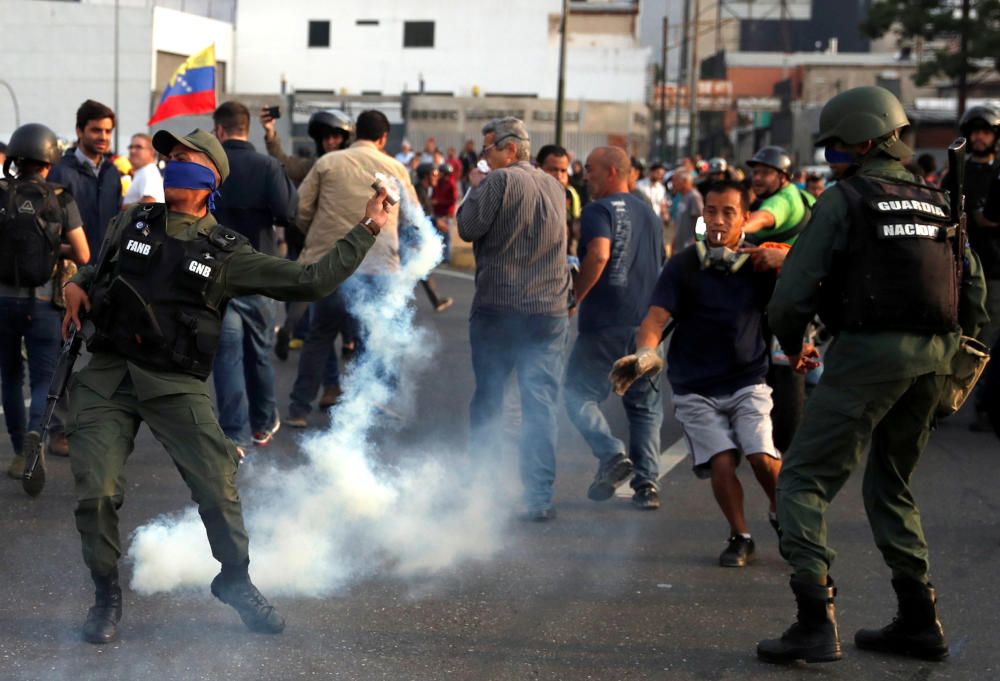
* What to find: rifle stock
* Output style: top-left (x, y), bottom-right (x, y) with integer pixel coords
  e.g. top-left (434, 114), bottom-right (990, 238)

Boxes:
top-left (21, 328), bottom-right (83, 497)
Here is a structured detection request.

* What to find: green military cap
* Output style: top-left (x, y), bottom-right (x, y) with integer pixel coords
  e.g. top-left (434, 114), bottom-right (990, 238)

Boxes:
top-left (152, 128), bottom-right (230, 183)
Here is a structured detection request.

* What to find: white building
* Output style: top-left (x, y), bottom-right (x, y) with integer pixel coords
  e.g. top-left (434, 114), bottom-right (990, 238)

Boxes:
top-left (0, 0), bottom-right (233, 149)
top-left (233, 0), bottom-right (649, 104)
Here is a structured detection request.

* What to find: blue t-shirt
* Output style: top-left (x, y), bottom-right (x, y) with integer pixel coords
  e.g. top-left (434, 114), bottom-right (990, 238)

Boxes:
top-left (578, 192), bottom-right (664, 332)
top-left (649, 247), bottom-right (774, 396)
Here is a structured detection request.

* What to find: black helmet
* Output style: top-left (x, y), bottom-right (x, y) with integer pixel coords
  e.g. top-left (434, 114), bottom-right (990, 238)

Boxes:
top-left (438, 162), bottom-right (453, 176)
top-left (6, 123), bottom-right (61, 168)
top-left (959, 105), bottom-right (1000, 137)
top-left (307, 109), bottom-right (354, 144)
top-left (747, 146), bottom-right (792, 177)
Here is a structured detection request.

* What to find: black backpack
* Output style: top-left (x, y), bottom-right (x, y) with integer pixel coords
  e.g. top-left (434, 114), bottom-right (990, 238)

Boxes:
top-left (0, 178), bottom-right (63, 288)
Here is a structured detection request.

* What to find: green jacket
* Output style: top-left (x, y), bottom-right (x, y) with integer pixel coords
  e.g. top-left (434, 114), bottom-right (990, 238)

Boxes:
top-left (768, 156), bottom-right (989, 385)
top-left (70, 206), bottom-right (374, 401)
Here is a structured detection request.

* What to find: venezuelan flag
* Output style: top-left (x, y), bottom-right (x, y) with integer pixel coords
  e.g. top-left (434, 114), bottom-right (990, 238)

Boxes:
top-left (148, 45), bottom-right (217, 126)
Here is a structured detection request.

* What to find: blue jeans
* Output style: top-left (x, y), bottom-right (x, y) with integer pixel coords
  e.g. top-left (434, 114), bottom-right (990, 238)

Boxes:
top-left (564, 327), bottom-right (663, 488)
top-left (213, 295), bottom-right (278, 446)
top-left (0, 297), bottom-right (62, 453)
top-left (289, 287), bottom-right (349, 416)
top-left (469, 310), bottom-right (569, 511)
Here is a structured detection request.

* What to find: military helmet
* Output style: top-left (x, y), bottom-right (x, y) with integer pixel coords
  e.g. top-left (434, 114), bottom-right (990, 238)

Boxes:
top-left (816, 86), bottom-right (909, 150)
top-left (708, 157), bottom-right (728, 174)
top-left (308, 109), bottom-right (354, 143)
top-left (747, 146), bottom-right (792, 176)
top-left (959, 105), bottom-right (1000, 137)
top-left (6, 123), bottom-right (61, 167)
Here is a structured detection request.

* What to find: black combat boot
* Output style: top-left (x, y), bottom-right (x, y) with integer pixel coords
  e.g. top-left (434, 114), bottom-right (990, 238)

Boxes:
top-left (757, 576), bottom-right (843, 664)
top-left (211, 569), bottom-right (285, 634)
top-left (82, 569), bottom-right (123, 644)
top-left (854, 577), bottom-right (949, 661)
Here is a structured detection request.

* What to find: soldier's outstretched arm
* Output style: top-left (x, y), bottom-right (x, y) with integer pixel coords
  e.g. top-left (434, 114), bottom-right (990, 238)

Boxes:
top-left (222, 187), bottom-right (391, 302)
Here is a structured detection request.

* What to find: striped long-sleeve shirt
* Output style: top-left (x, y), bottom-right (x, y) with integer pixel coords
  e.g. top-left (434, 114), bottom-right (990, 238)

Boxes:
top-left (457, 161), bottom-right (570, 316)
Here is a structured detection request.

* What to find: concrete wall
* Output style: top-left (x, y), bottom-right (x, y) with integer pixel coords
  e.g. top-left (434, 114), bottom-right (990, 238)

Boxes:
top-left (232, 0), bottom-right (649, 103)
top-left (0, 0), bottom-right (153, 149)
top-left (0, 1), bottom-right (234, 151)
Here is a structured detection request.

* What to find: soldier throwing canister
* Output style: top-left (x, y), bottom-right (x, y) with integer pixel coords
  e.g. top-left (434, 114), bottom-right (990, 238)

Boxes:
top-left (756, 87), bottom-right (988, 664)
top-left (61, 129), bottom-right (390, 644)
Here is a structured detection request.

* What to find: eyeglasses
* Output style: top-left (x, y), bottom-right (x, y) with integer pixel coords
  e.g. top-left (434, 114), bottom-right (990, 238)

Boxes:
top-left (480, 142), bottom-right (497, 157)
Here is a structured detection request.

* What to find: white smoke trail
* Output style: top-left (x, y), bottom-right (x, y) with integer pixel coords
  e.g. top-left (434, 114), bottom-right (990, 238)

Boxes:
top-left (128, 180), bottom-right (515, 596)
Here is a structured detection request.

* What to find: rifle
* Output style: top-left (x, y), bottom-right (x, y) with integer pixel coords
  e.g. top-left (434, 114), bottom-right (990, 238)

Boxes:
top-left (21, 327), bottom-right (84, 497)
top-left (946, 137), bottom-right (967, 284)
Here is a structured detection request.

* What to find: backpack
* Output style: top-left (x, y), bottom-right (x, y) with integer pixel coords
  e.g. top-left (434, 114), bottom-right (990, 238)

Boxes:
top-left (0, 178), bottom-right (63, 288)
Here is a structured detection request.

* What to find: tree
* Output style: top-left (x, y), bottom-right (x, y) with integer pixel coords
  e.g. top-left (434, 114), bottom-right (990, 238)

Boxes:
top-left (861, 0), bottom-right (1000, 115)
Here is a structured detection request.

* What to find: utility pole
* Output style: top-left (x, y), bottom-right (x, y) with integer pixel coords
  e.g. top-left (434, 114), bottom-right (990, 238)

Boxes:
top-left (658, 16), bottom-right (668, 161)
top-left (555, 0), bottom-right (570, 146)
top-left (688, 0), bottom-right (701, 159)
top-left (958, 0), bottom-right (971, 118)
top-left (674, 0), bottom-right (691, 161)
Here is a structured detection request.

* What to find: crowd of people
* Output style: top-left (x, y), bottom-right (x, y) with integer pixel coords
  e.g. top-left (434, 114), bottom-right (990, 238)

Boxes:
top-left (0, 84), bottom-right (996, 666)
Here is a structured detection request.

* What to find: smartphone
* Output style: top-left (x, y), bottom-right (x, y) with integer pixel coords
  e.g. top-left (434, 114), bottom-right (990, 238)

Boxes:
top-left (266, 105), bottom-right (281, 120)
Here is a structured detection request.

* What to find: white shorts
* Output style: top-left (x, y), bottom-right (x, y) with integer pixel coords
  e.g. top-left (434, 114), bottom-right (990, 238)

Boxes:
top-left (672, 383), bottom-right (780, 479)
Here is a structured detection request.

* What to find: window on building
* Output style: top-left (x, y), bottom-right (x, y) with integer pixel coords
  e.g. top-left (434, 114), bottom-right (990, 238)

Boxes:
top-left (403, 21), bottom-right (434, 48)
top-left (356, 19), bottom-right (379, 26)
top-left (308, 20), bottom-right (330, 48)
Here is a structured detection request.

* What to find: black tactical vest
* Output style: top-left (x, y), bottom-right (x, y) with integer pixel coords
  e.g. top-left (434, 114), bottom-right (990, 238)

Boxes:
top-left (86, 203), bottom-right (246, 379)
top-left (820, 175), bottom-right (959, 335)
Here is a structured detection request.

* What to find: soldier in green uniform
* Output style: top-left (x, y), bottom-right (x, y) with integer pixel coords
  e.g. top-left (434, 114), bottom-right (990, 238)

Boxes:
top-left (756, 87), bottom-right (989, 664)
top-left (61, 129), bottom-right (391, 644)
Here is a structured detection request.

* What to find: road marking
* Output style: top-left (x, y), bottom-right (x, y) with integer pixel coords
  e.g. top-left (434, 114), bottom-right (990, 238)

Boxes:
top-left (0, 398), bottom-right (33, 416)
top-left (615, 436), bottom-right (688, 498)
top-left (435, 268), bottom-right (475, 281)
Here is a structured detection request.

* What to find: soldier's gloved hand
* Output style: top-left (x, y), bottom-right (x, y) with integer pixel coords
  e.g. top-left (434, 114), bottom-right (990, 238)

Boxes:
top-left (62, 282), bottom-right (91, 341)
top-left (609, 347), bottom-right (664, 396)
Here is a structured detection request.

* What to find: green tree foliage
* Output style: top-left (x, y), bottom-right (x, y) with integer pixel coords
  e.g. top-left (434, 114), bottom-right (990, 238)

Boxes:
top-left (861, 0), bottom-right (1000, 86)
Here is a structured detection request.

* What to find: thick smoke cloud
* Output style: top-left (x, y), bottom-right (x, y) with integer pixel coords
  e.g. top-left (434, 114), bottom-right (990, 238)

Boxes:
top-left (128, 180), bottom-right (515, 596)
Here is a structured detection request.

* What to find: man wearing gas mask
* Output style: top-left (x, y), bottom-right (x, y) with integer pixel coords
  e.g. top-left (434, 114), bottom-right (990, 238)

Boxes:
top-left (610, 179), bottom-right (786, 569)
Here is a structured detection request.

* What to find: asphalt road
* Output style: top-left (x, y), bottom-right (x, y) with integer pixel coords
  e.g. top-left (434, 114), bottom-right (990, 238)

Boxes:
top-left (1, 268), bottom-right (997, 681)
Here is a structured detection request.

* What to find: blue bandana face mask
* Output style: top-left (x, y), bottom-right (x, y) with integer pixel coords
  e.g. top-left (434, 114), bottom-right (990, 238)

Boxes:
top-left (824, 147), bottom-right (856, 165)
top-left (163, 160), bottom-right (221, 210)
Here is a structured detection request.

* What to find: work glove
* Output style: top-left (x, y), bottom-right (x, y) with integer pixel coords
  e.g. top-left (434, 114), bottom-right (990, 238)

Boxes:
top-left (609, 347), bottom-right (664, 396)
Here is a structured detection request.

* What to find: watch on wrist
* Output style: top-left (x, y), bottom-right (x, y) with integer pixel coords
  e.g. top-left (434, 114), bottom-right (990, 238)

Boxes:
top-left (360, 217), bottom-right (380, 236)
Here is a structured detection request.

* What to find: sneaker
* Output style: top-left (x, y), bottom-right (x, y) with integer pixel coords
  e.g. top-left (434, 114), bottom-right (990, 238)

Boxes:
top-left (252, 417), bottom-right (281, 447)
top-left (318, 385), bottom-right (343, 409)
top-left (434, 297), bottom-right (454, 313)
top-left (210, 573), bottom-right (285, 634)
top-left (587, 454), bottom-right (634, 501)
top-left (48, 432), bottom-right (70, 457)
top-left (7, 452), bottom-right (25, 479)
top-left (521, 507), bottom-right (557, 522)
top-left (719, 535), bottom-right (756, 568)
top-left (285, 414), bottom-right (308, 429)
top-left (274, 327), bottom-right (290, 361)
top-left (632, 484), bottom-right (660, 510)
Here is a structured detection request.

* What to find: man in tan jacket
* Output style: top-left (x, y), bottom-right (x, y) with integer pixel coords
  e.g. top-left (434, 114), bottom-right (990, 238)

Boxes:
top-left (288, 110), bottom-right (417, 425)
